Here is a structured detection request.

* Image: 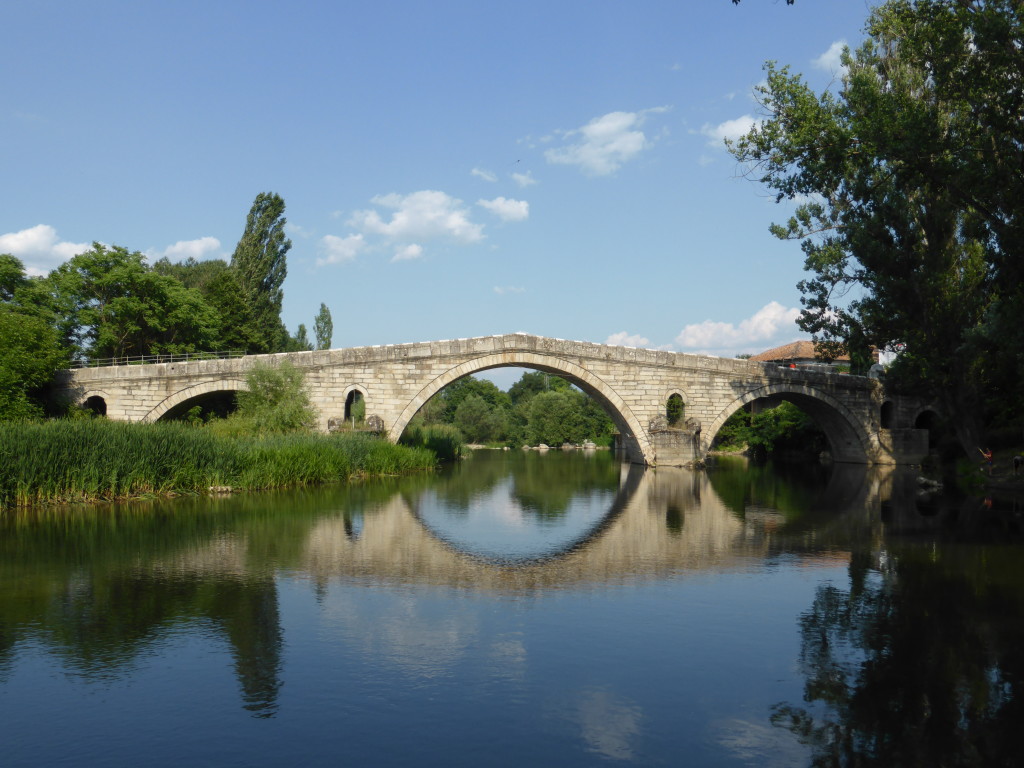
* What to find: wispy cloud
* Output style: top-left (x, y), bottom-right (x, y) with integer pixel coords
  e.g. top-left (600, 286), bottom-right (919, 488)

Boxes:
top-left (700, 115), bottom-right (761, 148)
top-left (545, 107), bottom-right (669, 176)
top-left (350, 190), bottom-right (484, 244)
top-left (605, 331), bottom-right (651, 348)
top-left (477, 196), bottom-right (529, 222)
top-left (392, 243), bottom-right (423, 262)
top-left (675, 302), bottom-right (802, 354)
top-left (813, 40), bottom-right (848, 76)
top-left (471, 167), bottom-right (497, 182)
top-left (317, 233), bottom-right (365, 266)
top-left (512, 171), bottom-right (537, 188)
top-left (494, 285), bottom-right (525, 295)
top-left (161, 236), bottom-right (222, 261)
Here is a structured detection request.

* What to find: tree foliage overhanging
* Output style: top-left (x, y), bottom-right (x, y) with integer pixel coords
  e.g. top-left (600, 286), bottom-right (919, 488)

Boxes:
top-left (729, 0), bottom-right (1023, 455)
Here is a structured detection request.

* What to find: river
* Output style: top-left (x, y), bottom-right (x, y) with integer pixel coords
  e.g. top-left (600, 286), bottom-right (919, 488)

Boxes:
top-left (1, 450), bottom-right (1022, 766)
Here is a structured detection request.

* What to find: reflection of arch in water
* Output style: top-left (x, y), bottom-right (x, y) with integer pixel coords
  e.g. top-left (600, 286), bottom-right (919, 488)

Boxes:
top-left (301, 462), bottom-right (843, 592)
top-left (408, 463), bottom-right (647, 566)
top-left (388, 352), bottom-right (651, 464)
top-left (705, 384), bottom-right (872, 464)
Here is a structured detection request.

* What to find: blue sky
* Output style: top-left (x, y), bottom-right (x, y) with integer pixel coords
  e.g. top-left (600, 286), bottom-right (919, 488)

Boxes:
top-left (2, 0), bottom-right (874, 368)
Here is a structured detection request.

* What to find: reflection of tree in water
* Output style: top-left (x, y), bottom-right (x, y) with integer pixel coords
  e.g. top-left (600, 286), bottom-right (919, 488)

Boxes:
top-left (0, 573), bottom-right (284, 717)
top-left (425, 450), bottom-right (620, 518)
top-left (709, 456), bottom-right (833, 521)
top-left (511, 451), bottom-right (619, 518)
top-left (0, 499), bottom-right (312, 717)
top-left (773, 545), bottom-right (1024, 766)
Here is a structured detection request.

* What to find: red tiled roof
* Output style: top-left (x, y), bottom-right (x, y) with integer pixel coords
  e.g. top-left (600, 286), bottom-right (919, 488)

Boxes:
top-left (749, 340), bottom-right (850, 363)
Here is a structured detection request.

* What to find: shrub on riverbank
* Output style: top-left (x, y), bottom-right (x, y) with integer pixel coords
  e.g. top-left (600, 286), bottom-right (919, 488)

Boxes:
top-left (399, 423), bottom-right (463, 462)
top-left (0, 419), bottom-right (435, 509)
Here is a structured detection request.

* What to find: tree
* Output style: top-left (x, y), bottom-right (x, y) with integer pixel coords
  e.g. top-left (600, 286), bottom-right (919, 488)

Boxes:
top-left (0, 254), bottom-right (28, 302)
top-left (314, 303), bottom-right (333, 350)
top-left (729, 0), bottom-right (1023, 455)
top-left (230, 192), bottom-right (291, 353)
top-left (286, 324), bottom-right (313, 352)
top-left (232, 361), bottom-right (317, 434)
top-left (45, 244), bottom-right (219, 360)
top-left (453, 393), bottom-right (506, 443)
top-left (0, 258), bottom-right (68, 419)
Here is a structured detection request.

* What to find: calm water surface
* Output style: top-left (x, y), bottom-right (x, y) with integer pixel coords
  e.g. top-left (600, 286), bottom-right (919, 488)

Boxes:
top-left (2, 450), bottom-right (1023, 767)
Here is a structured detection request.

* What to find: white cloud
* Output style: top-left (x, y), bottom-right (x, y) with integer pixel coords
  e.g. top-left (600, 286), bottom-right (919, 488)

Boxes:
top-left (0, 224), bottom-right (90, 275)
top-left (700, 115), bottom-right (761, 148)
top-left (675, 302), bottom-right (801, 352)
top-left (605, 331), bottom-right (651, 348)
top-left (512, 171), bottom-right (537, 187)
top-left (494, 285), bottom-right (525, 295)
top-left (545, 107), bottom-right (668, 176)
top-left (350, 190), bottom-right (484, 245)
top-left (391, 243), bottom-right (423, 262)
top-left (161, 236), bottom-right (221, 261)
top-left (317, 233), bottom-right (365, 266)
top-left (813, 40), bottom-right (848, 75)
top-left (287, 222), bottom-right (314, 238)
top-left (477, 196), bottom-right (529, 222)
top-left (471, 167), bottom-right (497, 182)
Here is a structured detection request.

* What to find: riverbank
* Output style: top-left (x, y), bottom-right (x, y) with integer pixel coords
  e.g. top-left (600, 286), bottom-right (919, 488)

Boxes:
top-left (0, 419), bottom-right (436, 510)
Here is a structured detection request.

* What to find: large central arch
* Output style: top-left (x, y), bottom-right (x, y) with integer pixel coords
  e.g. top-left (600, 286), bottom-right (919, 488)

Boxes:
top-left (705, 383), bottom-right (874, 464)
top-left (387, 351), bottom-right (653, 464)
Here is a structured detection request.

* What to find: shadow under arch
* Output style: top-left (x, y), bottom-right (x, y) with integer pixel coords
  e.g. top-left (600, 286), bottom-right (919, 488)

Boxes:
top-left (406, 462), bottom-right (647, 566)
top-left (79, 390), bottom-right (111, 416)
top-left (705, 383), bottom-right (872, 464)
top-left (388, 352), bottom-right (653, 464)
top-left (143, 379), bottom-right (248, 422)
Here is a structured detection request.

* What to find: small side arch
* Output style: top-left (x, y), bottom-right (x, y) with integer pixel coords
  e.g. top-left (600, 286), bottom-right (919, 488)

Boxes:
top-left (388, 351), bottom-right (653, 464)
top-left (343, 384), bottom-right (369, 421)
top-left (880, 400), bottom-right (896, 429)
top-left (142, 379), bottom-right (248, 422)
top-left (80, 390), bottom-right (111, 417)
top-left (665, 389), bottom-right (687, 427)
top-left (704, 383), bottom-right (874, 464)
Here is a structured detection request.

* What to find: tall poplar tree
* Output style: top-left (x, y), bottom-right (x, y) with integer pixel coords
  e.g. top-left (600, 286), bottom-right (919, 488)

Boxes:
top-left (314, 303), bottom-right (333, 350)
top-left (230, 192), bottom-right (291, 353)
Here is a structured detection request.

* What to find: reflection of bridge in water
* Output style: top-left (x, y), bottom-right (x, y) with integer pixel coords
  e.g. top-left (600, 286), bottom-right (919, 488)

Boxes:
top-left (296, 463), bottom-right (895, 592)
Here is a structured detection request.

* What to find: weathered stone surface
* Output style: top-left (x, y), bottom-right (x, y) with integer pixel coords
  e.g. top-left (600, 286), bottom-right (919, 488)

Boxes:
top-left (58, 333), bottom-right (933, 466)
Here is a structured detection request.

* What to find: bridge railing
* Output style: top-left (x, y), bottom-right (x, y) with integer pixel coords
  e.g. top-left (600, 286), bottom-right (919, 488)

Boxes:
top-left (71, 350), bottom-right (247, 368)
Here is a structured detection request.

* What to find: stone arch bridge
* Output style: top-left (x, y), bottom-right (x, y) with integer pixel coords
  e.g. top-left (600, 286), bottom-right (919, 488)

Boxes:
top-left (57, 333), bottom-right (930, 466)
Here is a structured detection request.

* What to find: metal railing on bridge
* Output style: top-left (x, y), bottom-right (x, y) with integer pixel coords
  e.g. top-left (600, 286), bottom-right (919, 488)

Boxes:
top-left (71, 350), bottom-right (247, 368)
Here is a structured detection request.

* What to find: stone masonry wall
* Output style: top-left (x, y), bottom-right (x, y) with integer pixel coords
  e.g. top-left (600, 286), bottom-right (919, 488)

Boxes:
top-left (59, 333), bottom-right (925, 466)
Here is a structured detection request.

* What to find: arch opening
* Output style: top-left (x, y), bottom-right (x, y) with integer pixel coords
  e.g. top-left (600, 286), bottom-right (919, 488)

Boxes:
top-left (880, 400), bottom-right (896, 429)
top-left (344, 390), bottom-right (365, 424)
top-left (914, 409), bottom-right (942, 450)
top-left (158, 390), bottom-right (239, 422)
top-left (706, 388), bottom-right (870, 465)
top-left (83, 395), bottom-right (107, 417)
top-left (666, 393), bottom-right (685, 427)
top-left (400, 368), bottom-right (618, 451)
top-left (389, 354), bottom-right (650, 464)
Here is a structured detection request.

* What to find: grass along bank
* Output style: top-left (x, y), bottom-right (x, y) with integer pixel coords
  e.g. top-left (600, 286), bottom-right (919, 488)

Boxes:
top-left (0, 419), bottom-right (435, 509)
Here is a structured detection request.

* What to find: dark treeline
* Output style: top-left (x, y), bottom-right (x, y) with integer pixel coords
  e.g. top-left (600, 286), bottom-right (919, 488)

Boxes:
top-left (0, 192), bottom-right (333, 420)
top-left (410, 371), bottom-right (616, 448)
